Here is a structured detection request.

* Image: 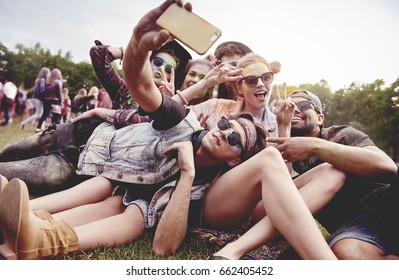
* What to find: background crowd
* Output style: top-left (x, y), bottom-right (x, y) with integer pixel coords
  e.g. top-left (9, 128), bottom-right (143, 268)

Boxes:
top-left (0, 72), bottom-right (112, 132)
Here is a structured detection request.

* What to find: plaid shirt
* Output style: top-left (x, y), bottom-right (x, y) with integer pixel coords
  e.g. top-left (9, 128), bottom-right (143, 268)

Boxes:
top-left (113, 108), bottom-right (152, 129)
top-left (90, 43), bottom-right (151, 127)
top-left (90, 43), bottom-right (137, 111)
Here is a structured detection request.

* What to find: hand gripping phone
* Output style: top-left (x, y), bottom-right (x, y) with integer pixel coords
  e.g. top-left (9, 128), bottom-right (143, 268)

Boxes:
top-left (156, 3), bottom-right (222, 55)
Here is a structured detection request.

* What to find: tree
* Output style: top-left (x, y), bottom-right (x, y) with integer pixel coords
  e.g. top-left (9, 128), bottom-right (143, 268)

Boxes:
top-left (329, 78), bottom-right (399, 159)
top-left (0, 41), bottom-right (99, 95)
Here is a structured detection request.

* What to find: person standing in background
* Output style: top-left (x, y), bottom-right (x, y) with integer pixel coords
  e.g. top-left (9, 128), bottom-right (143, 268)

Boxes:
top-left (20, 67), bottom-right (50, 130)
top-left (61, 88), bottom-right (71, 123)
top-left (1, 81), bottom-right (17, 126)
top-left (36, 68), bottom-right (63, 130)
top-left (70, 88), bottom-right (88, 119)
top-left (86, 86), bottom-right (99, 110)
top-left (14, 89), bottom-right (26, 119)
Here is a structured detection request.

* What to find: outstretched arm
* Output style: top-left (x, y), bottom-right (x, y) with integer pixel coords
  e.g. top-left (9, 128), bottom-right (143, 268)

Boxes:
top-left (152, 141), bottom-right (195, 256)
top-left (71, 108), bottom-right (117, 124)
top-left (122, 0), bottom-right (192, 113)
top-left (171, 64), bottom-right (243, 106)
top-left (267, 136), bottom-right (397, 178)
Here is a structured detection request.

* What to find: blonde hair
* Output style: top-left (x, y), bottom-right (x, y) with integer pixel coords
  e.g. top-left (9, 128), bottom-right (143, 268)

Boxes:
top-left (38, 67), bottom-right (51, 81)
top-left (236, 53), bottom-right (271, 71)
top-left (88, 86), bottom-right (99, 97)
top-left (50, 68), bottom-right (62, 82)
top-left (50, 68), bottom-right (63, 89)
top-left (74, 88), bottom-right (87, 100)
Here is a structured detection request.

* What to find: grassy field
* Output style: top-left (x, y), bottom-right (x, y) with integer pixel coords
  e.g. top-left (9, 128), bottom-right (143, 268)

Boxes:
top-left (0, 114), bottom-right (219, 260)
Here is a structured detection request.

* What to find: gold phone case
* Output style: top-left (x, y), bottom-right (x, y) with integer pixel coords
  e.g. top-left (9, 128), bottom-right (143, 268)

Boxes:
top-left (156, 4), bottom-right (222, 55)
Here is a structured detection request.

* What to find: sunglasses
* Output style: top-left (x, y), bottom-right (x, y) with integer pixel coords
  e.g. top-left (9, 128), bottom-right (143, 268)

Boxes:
top-left (151, 57), bottom-right (175, 75)
top-left (294, 100), bottom-right (320, 113)
top-left (217, 116), bottom-right (243, 149)
top-left (239, 72), bottom-right (274, 88)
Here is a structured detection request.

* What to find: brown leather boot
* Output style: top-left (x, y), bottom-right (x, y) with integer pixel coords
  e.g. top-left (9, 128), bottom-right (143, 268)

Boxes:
top-left (0, 175), bottom-right (8, 244)
top-left (0, 179), bottom-right (79, 260)
top-left (34, 209), bottom-right (54, 221)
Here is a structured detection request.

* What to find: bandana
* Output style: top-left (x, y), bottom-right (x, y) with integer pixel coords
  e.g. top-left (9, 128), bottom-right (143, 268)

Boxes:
top-left (236, 117), bottom-right (257, 160)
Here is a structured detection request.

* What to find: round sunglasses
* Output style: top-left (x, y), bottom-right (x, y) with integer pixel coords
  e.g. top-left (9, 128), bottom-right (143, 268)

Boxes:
top-left (217, 116), bottom-right (243, 149)
top-left (151, 57), bottom-right (175, 75)
top-left (239, 72), bottom-right (274, 88)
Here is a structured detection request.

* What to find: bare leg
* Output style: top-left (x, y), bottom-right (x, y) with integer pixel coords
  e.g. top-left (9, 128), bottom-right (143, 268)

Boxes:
top-left (215, 163), bottom-right (345, 259)
top-left (0, 178), bottom-right (142, 259)
top-left (252, 163), bottom-right (345, 222)
top-left (29, 176), bottom-right (113, 214)
top-left (74, 204), bottom-right (145, 251)
top-left (332, 239), bottom-right (399, 260)
top-left (52, 195), bottom-right (125, 227)
top-left (204, 147), bottom-right (340, 259)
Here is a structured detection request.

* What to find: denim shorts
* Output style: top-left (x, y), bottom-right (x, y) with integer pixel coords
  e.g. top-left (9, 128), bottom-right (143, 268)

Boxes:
top-left (328, 208), bottom-right (399, 256)
top-left (129, 198), bottom-right (204, 229)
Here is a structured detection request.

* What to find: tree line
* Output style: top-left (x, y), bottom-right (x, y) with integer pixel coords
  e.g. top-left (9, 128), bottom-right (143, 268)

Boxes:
top-left (1, 41), bottom-right (398, 160)
top-left (0, 41), bottom-right (107, 95)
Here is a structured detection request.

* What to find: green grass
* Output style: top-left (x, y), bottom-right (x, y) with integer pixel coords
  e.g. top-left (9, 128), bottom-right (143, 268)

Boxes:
top-left (0, 114), bottom-right (219, 260)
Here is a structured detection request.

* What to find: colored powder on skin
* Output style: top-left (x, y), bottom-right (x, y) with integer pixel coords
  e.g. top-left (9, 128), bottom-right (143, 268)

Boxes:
top-left (305, 111), bottom-right (314, 129)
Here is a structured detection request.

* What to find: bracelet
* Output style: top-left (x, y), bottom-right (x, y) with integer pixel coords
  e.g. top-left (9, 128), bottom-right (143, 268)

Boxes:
top-left (119, 47), bottom-right (124, 65)
top-left (176, 90), bottom-right (189, 106)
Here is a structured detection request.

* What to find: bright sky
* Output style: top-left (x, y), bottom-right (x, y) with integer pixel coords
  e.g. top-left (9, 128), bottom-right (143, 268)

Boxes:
top-left (1, 0), bottom-right (398, 91)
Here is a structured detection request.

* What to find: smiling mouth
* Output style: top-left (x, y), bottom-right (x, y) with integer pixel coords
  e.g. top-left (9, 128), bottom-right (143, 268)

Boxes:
top-left (212, 134), bottom-right (220, 145)
top-left (291, 116), bottom-right (304, 123)
top-left (254, 91), bottom-right (267, 99)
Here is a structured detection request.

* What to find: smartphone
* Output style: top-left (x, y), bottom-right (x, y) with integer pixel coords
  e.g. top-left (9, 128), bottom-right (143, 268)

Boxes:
top-left (156, 3), bottom-right (222, 55)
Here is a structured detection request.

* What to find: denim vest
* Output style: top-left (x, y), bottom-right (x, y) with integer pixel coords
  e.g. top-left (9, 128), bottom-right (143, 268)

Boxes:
top-left (76, 110), bottom-right (202, 184)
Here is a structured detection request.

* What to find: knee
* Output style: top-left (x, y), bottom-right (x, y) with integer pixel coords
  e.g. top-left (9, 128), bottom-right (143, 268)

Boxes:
top-left (319, 163), bottom-right (346, 193)
top-left (256, 147), bottom-right (285, 167)
top-left (331, 238), bottom-right (385, 260)
top-left (94, 177), bottom-right (115, 197)
top-left (331, 239), bottom-right (358, 259)
top-left (262, 146), bottom-right (283, 158)
top-left (102, 196), bottom-right (125, 213)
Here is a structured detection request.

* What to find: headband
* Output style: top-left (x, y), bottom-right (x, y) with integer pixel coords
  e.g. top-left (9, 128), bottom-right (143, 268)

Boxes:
top-left (236, 117), bottom-right (257, 160)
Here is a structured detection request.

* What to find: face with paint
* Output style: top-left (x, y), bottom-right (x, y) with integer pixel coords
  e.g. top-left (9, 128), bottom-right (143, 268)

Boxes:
top-left (179, 60), bottom-right (213, 92)
top-left (291, 97), bottom-right (324, 137)
top-left (150, 52), bottom-right (178, 88)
